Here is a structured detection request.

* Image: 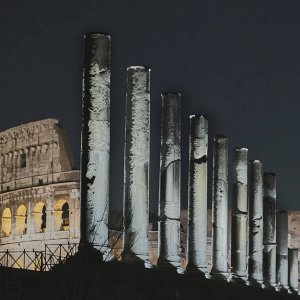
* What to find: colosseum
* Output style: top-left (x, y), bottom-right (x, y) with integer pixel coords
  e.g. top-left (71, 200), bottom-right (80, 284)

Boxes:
top-left (1, 118), bottom-right (300, 271)
top-left (0, 118), bottom-right (80, 261)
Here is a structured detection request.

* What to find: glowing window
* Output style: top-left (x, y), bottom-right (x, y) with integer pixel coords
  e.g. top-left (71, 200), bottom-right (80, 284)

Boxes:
top-left (2, 208), bottom-right (12, 236)
top-left (54, 200), bottom-right (69, 231)
top-left (33, 202), bottom-right (46, 232)
top-left (15, 205), bottom-right (27, 235)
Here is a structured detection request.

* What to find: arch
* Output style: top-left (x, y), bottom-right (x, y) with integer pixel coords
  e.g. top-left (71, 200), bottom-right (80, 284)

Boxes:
top-left (33, 202), bottom-right (46, 232)
top-left (15, 204), bottom-right (27, 235)
top-left (2, 208), bottom-right (12, 236)
top-left (54, 199), bottom-right (69, 231)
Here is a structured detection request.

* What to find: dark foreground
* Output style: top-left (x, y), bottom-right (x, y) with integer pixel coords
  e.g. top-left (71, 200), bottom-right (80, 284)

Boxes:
top-left (0, 248), bottom-right (298, 300)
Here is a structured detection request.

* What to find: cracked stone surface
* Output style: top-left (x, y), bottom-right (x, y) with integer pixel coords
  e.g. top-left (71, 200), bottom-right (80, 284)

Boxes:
top-left (276, 210), bottom-right (288, 288)
top-left (81, 33), bottom-right (111, 256)
top-left (122, 66), bottom-right (150, 265)
top-left (263, 173), bottom-right (276, 285)
top-left (288, 248), bottom-right (298, 290)
top-left (231, 148), bottom-right (248, 279)
top-left (211, 135), bottom-right (228, 275)
top-left (187, 115), bottom-right (208, 273)
top-left (158, 93), bottom-right (181, 271)
top-left (249, 160), bottom-right (263, 282)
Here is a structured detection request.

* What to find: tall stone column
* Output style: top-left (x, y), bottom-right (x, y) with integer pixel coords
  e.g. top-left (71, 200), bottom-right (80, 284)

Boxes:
top-left (248, 160), bottom-right (264, 285)
top-left (186, 115), bottom-right (208, 274)
top-left (80, 33), bottom-right (111, 257)
top-left (276, 211), bottom-right (289, 289)
top-left (122, 66), bottom-right (150, 266)
top-left (288, 248), bottom-right (299, 292)
top-left (157, 92), bottom-right (181, 272)
top-left (263, 173), bottom-right (277, 287)
top-left (211, 135), bottom-right (228, 277)
top-left (231, 148), bottom-right (248, 280)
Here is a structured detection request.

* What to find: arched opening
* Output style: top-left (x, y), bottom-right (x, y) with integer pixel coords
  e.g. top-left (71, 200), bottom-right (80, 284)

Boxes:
top-left (62, 202), bottom-right (70, 230)
top-left (15, 204), bottom-right (27, 235)
top-left (33, 202), bottom-right (46, 233)
top-left (54, 199), bottom-right (69, 231)
top-left (2, 208), bottom-right (12, 236)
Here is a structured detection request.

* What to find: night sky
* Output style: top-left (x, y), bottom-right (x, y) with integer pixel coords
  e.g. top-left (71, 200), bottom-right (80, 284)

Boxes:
top-left (0, 1), bottom-right (300, 212)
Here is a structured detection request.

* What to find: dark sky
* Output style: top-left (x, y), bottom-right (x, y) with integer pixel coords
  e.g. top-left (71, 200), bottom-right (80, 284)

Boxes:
top-left (0, 1), bottom-right (300, 211)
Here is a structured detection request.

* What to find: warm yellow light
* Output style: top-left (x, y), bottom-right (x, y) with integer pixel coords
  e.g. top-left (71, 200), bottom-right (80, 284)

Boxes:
top-left (15, 204), bottom-right (27, 235)
top-left (33, 202), bottom-right (46, 232)
top-left (2, 208), bottom-right (12, 235)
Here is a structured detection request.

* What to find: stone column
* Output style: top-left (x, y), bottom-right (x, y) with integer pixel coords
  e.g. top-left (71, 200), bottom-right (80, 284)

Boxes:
top-left (186, 115), bottom-right (208, 274)
top-left (263, 173), bottom-right (277, 287)
top-left (211, 135), bottom-right (228, 277)
top-left (248, 160), bottom-right (264, 285)
top-left (157, 92), bottom-right (181, 272)
top-left (288, 248), bottom-right (299, 292)
top-left (276, 211), bottom-right (289, 289)
top-left (231, 148), bottom-right (248, 280)
top-left (80, 33), bottom-right (111, 257)
top-left (122, 66), bottom-right (150, 266)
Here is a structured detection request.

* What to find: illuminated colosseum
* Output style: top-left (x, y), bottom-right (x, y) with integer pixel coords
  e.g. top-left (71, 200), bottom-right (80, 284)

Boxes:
top-left (0, 118), bottom-right (80, 264)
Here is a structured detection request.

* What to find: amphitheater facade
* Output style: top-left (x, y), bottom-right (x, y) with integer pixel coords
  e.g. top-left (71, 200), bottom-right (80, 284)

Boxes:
top-left (0, 119), bottom-right (80, 255)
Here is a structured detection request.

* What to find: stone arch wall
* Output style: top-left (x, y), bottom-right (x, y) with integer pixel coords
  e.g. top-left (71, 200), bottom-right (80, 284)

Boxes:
top-left (0, 183), bottom-right (80, 252)
top-left (0, 119), bottom-right (80, 253)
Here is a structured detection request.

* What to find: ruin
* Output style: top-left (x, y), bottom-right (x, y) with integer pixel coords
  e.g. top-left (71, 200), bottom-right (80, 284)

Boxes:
top-left (211, 135), bottom-right (229, 278)
top-left (80, 33), bottom-right (111, 257)
top-left (1, 32), bottom-right (300, 297)
top-left (158, 92), bottom-right (182, 272)
top-left (186, 115), bottom-right (208, 274)
top-left (122, 66), bottom-right (151, 266)
top-left (231, 148), bottom-right (248, 281)
top-left (0, 119), bottom-right (80, 266)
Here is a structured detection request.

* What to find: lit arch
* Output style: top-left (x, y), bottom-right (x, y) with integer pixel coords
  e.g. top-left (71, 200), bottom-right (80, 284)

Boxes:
top-left (54, 199), bottom-right (69, 231)
top-left (2, 208), bottom-right (12, 236)
top-left (33, 202), bottom-right (46, 232)
top-left (15, 204), bottom-right (27, 235)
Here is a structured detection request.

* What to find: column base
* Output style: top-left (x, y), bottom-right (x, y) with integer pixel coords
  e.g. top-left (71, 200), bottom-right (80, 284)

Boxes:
top-left (248, 279), bottom-right (265, 289)
top-left (185, 264), bottom-right (207, 278)
top-left (121, 251), bottom-right (151, 268)
top-left (229, 274), bottom-right (248, 284)
top-left (157, 257), bottom-right (182, 273)
top-left (210, 271), bottom-right (230, 281)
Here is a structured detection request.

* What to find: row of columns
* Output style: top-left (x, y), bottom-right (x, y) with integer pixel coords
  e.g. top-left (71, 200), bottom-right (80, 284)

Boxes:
top-left (80, 33), bottom-right (299, 292)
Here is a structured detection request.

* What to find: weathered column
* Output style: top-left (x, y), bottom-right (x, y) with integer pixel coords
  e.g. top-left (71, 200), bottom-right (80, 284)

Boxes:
top-left (248, 160), bottom-right (264, 285)
top-left (211, 135), bottom-right (228, 277)
top-left (157, 92), bottom-right (182, 272)
top-left (231, 148), bottom-right (248, 280)
top-left (186, 115), bottom-right (208, 274)
top-left (80, 33), bottom-right (111, 257)
top-left (276, 211), bottom-right (289, 289)
top-left (122, 66), bottom-right (150, 266)
top-left (288, 248), bottom-right (299, 292)
top-left (263, 173), bottom-right (277, 287)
